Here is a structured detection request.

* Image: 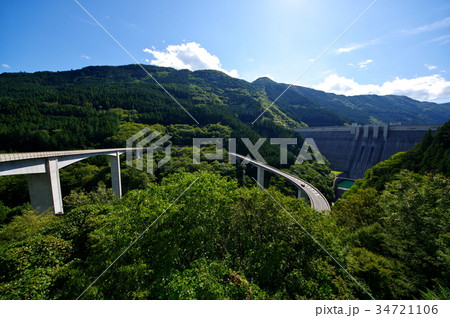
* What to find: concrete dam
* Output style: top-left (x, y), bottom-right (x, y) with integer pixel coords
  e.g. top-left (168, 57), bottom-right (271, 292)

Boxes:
top-left (294, 124), bottom-right (441, 179)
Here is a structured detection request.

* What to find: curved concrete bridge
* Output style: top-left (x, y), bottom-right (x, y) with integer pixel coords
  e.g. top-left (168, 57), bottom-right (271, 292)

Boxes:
top-left (229, 153), bottom-right (331, 212)
top-left (0, 148), bottom-right (129, 214)
top-left (0, 148), bottom-right (331, 214)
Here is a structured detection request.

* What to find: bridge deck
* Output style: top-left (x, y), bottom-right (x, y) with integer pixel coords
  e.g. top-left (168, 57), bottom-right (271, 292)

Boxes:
top-left (0, 148), bottom-right (331, 213)
top-left (230, 153), bottom-right (330, 212)
top-left (0, 148), bottom-right (130, 162)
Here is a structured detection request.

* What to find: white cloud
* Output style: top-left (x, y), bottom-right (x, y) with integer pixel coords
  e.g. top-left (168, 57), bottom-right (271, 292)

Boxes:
top-left (336, 43), bottom-right (365, 54)
top-left (427, 34), bottom-right (450, 45)
top-left (336, 38), bottom-right (381, 54)
top-left (348, 59), bottom-right (373, 69)
top-left (1, 64), bottom-right (10, 68)
top-left (313, 73), bottom-right (450, 102)
top-left (81, 54), bottom-right (91, 60)
top-left (406, 17), bottom-right (450, 34)
top-left (425, 64), bottom-right (437, 70)
top-left (143, 42), bottom-right (239, 78)
top-left (357, 59), bottom-right (373, 69)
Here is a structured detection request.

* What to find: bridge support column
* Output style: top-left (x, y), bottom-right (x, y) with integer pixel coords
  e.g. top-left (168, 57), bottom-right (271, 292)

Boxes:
top-left (109, 152), bottom-right (122, 197)
top-left (297, 188), bottom-right (302, 199)
top-left (27, 158), bottom-right (63, 214)
top-left (257, 167), bottom-right (264, 190)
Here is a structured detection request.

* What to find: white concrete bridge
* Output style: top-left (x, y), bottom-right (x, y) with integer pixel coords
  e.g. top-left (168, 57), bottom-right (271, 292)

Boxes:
top-left (230, 153), bottom-right (330, 212)
top-left (0, 149), bottom-right (129, 214)
top-left (0, 148), bottom-right (331, 214)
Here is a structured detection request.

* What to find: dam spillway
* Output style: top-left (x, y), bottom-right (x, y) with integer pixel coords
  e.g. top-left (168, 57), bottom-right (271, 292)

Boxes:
top-left (294, 124), bottom-right (441, 179)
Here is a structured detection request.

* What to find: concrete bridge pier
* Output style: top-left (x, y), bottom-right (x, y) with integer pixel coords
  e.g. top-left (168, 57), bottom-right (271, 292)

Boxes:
top-left (27, 158), bottom-right (64, 214)
top-left (257, 167), bottom-right (264, 190)
top-left (297, 188), bottom-right (302, 199)
top-left (24, 153), bottom-right (123, 215)
top-left (108, 152), bottom-right (122, 197)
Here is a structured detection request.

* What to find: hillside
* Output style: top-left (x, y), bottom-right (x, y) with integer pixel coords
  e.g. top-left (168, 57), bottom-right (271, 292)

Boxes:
top-left (1, 65), bottom-right (449, 153)
top-left (0, 65), bottom-right (304, 163)
top-left (253, 77), bottom-right (450, 126)
top-left (252, 77), bottom-right (348, 126)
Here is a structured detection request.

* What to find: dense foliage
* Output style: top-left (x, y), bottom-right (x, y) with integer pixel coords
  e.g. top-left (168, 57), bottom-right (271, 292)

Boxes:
top-left (0, 172), bottom-right (357, 300)
top-left (1, 165), bottom-right (447, 299)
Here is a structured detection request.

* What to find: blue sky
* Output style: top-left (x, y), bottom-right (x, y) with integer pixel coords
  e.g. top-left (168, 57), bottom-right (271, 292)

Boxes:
top-left (1, 0), bottom-right (450, 102)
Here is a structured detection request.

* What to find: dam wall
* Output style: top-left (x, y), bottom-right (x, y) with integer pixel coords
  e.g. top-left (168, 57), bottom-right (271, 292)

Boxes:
top-left (294, 124), bottom-right (441, 179)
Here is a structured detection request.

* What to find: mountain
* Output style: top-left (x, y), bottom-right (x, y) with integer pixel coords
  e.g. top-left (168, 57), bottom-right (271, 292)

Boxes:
top-left (252, 77), bottom-right (347, 126)
top-left (0, 65), bottom-right (303, 153)
top-left (1, 64), bottom-right (449, 155)
top-left (252, 77), bottom-right (450, 125)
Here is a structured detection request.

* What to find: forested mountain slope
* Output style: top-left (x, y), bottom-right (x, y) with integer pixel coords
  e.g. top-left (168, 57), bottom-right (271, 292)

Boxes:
top-left (253, 77), bottom-right (450, 125)
top-left (1, 64), bottom-right (449, 156)
top-left (0, 65), bottom-right (303, 163)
